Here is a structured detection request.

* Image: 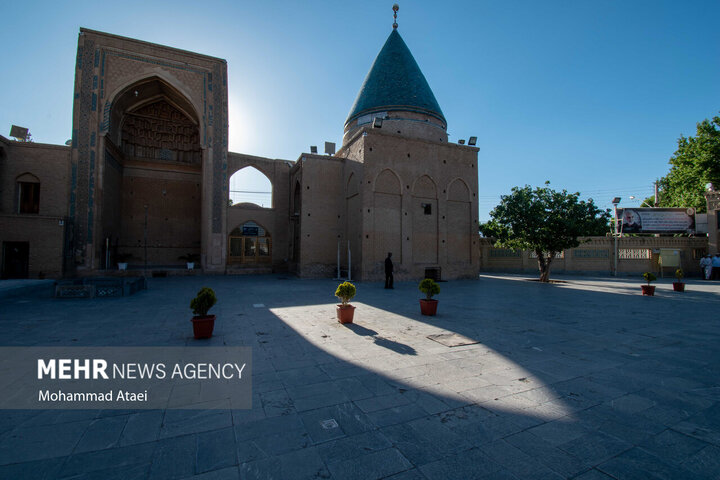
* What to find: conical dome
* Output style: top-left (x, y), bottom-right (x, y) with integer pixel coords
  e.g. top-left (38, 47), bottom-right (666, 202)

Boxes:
top-left (345, 29), bottom-right (446, 130)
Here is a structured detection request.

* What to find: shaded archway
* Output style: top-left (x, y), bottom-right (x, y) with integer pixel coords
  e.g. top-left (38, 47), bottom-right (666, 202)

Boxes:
top-left (228, 220), bottom-right (272, 264)
top-left (101, 76), bottom-right (202, 268)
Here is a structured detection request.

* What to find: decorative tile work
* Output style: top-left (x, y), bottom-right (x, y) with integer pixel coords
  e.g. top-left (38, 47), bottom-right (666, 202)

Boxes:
top-left (100, 101), bottom-right (112, 133)
top-left (104, 50), bottom-right (207, 74)
top-left (55, 285), bottom-right (94, 298)
top-left (88, 150), bottom-right (95, 239)
top-left (211, 62), bottom-right (227, 234)
top-left (72, 36), bottom-right (96, 262)
top-left (69, 163), bottom-right (77, 219)
top-left (95, 286), bottom-right (123, 297)
top-left (75, 46), bottom-right (83, 70)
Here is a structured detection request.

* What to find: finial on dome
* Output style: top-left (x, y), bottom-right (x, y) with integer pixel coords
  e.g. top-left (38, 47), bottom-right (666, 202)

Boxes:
top-left (392, 4), bottom-right (399, 29)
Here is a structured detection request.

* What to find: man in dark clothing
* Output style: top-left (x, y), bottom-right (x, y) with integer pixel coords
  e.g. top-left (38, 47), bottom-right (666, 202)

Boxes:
top-left (384, 252), bottom-right (394, 289)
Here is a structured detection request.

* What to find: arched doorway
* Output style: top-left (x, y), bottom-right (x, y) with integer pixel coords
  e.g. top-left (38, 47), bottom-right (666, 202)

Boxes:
top-left (228, 221), bottom-right (272, 264)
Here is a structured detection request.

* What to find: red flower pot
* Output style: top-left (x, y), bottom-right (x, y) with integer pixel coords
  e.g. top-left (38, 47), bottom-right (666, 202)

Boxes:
top-left (420, 299), bottom-right (439, 316)
top-left (337, 305), bottom-right (355, 324)
top-left (672, 282), bottom-right (685, 292)
top-left (641, 285), bottom-right (656, 296)
top-left (191, 315), bottom-right (216, 338)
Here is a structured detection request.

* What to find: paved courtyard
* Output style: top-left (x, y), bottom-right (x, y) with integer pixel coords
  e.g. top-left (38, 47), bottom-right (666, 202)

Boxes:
top-left (0, 273), bottom-right (719, 479)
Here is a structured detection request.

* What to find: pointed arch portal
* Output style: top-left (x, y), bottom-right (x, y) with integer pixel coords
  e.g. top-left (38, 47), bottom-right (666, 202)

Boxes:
top-left (101, 76), bottom-right (202, 268)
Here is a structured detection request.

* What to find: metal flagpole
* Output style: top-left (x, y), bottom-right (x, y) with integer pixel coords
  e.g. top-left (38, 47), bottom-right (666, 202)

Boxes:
top-left (347, 241), bottom-right (352, 281)
top-left (335, 239), bottom-right (341, 279)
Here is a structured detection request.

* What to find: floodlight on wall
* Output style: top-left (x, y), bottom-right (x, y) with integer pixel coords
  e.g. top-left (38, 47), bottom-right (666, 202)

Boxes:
top-left (373, 117), bottom-right (383, 128)
top-left (458, 139), bottom-right (465, 145)
top-left (310, 146), bottom-right (318, 154)
top-left (9, 125), bottom-right (29, 141)
top-left (324, 142), bottom-right (336, 155)
top-left (468, 136), bottom-right (477, 146)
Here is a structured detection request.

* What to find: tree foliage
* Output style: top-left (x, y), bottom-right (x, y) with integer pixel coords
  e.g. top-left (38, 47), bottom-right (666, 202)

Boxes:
top-left (658, 114), bottom-right (720, 212)
top-left (480, 183), bottom-right (610, 282)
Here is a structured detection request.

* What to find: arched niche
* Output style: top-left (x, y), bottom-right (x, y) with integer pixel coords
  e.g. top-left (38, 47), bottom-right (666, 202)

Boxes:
top-left (412, 175), bottom-right (437, 199)
top-left (229, 166), bottom-right (273, 208)
top-left (374, 169), bottom-right (401, 195)
top-left (447, 178), bottom-right (470, 202)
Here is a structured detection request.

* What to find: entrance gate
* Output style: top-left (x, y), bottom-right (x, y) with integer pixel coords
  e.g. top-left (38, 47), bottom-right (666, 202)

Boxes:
top-left (228, 221), bottom-right (271, 264)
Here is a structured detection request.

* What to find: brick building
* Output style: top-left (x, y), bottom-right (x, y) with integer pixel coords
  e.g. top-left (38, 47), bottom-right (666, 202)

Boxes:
top-left (1, 23), bottom-right (479, 281)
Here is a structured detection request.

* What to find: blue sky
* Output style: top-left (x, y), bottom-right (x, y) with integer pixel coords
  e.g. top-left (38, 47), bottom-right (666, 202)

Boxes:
top-left (1, 0), bottom-right (718, 220)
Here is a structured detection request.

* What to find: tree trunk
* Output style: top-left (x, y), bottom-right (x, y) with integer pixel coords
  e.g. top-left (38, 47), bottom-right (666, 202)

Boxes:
top-left (537, 251), bottom-right (554, 282)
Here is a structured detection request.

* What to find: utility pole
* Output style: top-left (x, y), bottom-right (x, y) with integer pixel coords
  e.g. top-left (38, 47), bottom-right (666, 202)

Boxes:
top-left (654, 180), bottom-right (659, 207)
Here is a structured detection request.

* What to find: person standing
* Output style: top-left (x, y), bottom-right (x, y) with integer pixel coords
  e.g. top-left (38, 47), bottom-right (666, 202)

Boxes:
top-left (384, 252), bottom-right (394, 289)
top-left (712, 253), bottom-right (720, 280)
top-left (700, 254), bottom-right (712, 280)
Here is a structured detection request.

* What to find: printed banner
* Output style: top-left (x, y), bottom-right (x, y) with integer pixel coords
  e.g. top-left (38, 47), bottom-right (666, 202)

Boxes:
top-left (618, 208), bottom-right (695, 234)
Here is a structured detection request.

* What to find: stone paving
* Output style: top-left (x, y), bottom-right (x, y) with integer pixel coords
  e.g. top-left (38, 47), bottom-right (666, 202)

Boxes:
top-left (0, 273), bottom-right (719, 479)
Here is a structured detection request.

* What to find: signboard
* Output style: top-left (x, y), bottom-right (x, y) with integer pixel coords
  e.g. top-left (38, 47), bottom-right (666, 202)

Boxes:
top-left (618, 208), bottom-right (695, 234)
top-left (658, 249), bottom-right (681, 268)
top-left (242, 226), bottom-right (259, 236)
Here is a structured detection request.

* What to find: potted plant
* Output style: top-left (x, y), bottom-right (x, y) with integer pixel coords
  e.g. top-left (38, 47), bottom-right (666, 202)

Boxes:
top-left (419, 278), bottom-right (440, 315)
top-left (641, 272), bottom-right (657, 296)
top-left (190, 287), bottom-right (217, 338)
top-left (178, 253), bottom-right (200, 270)
top-left (673, 268), bottom-right (685, 292)
top-left (335, 281), bottom-right (356, 324)
top-left (116, 253), bottom-right (133, 270)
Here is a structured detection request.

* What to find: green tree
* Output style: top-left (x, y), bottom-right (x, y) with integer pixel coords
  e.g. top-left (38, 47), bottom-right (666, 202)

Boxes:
top-left (480, 183), bottom-right (610, 282)
top-left (658, 114), bottom-right (720, 212)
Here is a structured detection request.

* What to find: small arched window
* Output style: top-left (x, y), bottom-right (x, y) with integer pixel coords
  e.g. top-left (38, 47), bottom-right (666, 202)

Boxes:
top-left (229, 167), bottom-right (273, 208)
top-left (16, 173), bottom-right (40, 214)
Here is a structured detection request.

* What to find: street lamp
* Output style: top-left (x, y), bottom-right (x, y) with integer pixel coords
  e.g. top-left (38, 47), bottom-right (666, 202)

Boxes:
top-left (629, 196), bottom-right (653, 207)
top-left (612, 197), bottom-right (621, 276)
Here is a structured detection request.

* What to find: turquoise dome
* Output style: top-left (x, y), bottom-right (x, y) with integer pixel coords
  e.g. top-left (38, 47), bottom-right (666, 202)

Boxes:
top-left (345, 29), bottom-right (445, 127)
